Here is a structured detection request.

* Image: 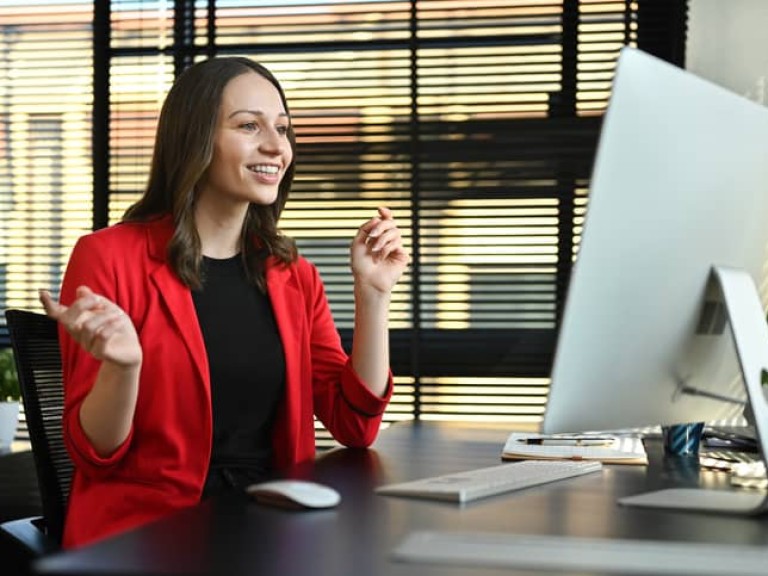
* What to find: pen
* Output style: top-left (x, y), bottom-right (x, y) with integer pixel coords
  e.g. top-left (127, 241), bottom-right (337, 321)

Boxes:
top-left (519, 437), bottom-right (615, 447)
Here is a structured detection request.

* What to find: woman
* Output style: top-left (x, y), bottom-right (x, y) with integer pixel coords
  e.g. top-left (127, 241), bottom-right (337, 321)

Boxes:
top-left (40, 57), bottom-right (409, 549)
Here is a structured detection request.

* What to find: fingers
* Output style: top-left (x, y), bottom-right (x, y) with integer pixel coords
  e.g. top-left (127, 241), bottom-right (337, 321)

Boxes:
top-left (80, 309), bottom-right (126, 355)
top-left (41, 286), bottom-right (107, 320)
top-left (368, 224), bottom-right (402, 257)
top-left (364, 209), bottom-right (403, 256)
top-left (377, 206), bottom-right (393, 220)
top-left (42, 284), bottom-right (123, 342)
top-left (352, 206), bottom-right (411, 268)
top-left (38, 285), bottom-right (139, 366)
top-left (75, 285), bottom-right (96, 300)
top-left (39, 289), bottom-right (66, 320)
top-left (357, 206), bottom-right (395, 233)
top-left (358, 207), bottom-right (392, 237)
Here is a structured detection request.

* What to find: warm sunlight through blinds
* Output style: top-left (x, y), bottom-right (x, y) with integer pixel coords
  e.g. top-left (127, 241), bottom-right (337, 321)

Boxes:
top-left (0, 1), bottom-right (687, 448)
top-left (0, 2), bottom-right (93, 319)
top-left (104, 1), bottom-right (686, 447)
top-left (0, 1), bottom-right (94, 442)
top-left (108, 2), bottom-right (175, 221)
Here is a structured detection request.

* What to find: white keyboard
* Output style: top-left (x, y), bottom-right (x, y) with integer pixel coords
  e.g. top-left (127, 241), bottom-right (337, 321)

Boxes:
top-left (392, 531), bottom-right (768, 575)
top-left (375, 459), bottom-right (602, 503)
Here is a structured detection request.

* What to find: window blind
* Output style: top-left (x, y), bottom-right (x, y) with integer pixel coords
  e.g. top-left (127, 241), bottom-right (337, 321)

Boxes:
top-left (0, 1), bottom-right (688, 448)
top-left (0, 1), bottom-right (93, 328)
top-left (0, 1), bottom-right (93, 441)
top-left (106, 0), bottom-right (688, 446)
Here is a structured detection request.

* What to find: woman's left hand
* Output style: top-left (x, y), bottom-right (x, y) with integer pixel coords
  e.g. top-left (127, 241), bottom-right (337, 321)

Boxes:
top-left (350, 206), bottom-right (410, 295)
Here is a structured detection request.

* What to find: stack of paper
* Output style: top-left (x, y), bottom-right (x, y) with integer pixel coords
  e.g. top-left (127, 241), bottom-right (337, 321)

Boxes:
top-left (502, 432), bottom-right (648, 465)
top-left (730, 460), bottom-right (767, 490)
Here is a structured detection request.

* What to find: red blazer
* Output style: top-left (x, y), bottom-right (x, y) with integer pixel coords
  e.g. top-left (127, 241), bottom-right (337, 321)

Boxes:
top-left (58, 216), bottom-right (392, 549)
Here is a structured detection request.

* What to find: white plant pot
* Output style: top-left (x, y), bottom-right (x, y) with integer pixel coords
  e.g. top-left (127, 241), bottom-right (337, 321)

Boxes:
top-left (0, 401), bottom-right (20, 448)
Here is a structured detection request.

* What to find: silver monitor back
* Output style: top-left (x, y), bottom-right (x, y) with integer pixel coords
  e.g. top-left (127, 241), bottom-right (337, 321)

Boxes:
top-left (543, 47), bottom-right (768, 434)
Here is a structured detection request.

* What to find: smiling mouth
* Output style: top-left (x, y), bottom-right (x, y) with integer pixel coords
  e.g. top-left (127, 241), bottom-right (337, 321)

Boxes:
top-left (248, 164), bottom-right (279, 175)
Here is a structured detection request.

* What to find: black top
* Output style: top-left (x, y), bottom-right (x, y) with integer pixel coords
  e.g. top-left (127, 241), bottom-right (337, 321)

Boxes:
top-left (192, 254), bottom-right (285, 497)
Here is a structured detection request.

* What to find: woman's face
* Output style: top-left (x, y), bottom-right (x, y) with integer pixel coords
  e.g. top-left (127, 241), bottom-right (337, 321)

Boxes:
top-left (197, 71), bottom-right (293, 213)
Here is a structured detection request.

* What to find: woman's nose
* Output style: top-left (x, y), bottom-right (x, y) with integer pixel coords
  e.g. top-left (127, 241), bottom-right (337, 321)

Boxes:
top-left (259, 128), bottom-right (284, 154)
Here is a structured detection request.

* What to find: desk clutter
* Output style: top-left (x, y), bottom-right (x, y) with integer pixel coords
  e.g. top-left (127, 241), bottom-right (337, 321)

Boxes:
top-left (502, 432), bottom-right (648, 465)
top-left (730, 460), bottom-right (768, 490)
top-left (700, 425), bottom-right (767, 490)
top-left (700, 451), bottom-right (767, 490)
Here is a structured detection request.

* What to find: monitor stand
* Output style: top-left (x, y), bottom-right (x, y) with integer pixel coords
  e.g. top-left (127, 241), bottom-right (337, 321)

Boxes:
top-left (619, 266), bottom-right (768, 515)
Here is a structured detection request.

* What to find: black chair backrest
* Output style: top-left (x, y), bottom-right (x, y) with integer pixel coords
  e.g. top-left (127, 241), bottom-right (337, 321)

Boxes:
top-left (5, 309), bottom-right (72, 546)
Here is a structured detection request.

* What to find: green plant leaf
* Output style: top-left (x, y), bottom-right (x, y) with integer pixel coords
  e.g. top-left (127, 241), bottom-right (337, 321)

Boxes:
top-left (0, 348), bottom-right (20, 402)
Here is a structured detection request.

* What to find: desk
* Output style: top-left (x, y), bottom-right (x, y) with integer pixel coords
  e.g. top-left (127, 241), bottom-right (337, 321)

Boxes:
top-left (34, 421), bottom-right (768, 576)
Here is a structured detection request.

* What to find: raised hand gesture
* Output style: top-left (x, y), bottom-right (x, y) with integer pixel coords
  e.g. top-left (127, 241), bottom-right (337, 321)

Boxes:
top-left (350, 206), bottom-right (410, 296)
top-left (40, 286), bottom-right (142, 369)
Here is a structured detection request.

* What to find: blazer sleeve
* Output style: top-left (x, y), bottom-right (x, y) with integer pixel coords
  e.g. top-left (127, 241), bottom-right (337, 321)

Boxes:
top-left (298, 259), bottom-right (393, 448)
top-left (58, 233), bottom-right (135, 478)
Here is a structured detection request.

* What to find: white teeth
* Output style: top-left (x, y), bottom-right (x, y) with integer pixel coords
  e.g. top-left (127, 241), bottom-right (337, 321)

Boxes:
top-left (249, 164), bottom-right (279, 175)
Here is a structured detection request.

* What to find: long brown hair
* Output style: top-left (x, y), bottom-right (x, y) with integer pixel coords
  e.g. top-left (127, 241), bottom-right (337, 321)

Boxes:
top-left (123, 57), bottom-right (297, 291)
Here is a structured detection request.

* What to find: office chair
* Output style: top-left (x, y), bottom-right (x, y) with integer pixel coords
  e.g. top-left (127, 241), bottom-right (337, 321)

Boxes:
top-left (0, 309), bottom-right (71, 556)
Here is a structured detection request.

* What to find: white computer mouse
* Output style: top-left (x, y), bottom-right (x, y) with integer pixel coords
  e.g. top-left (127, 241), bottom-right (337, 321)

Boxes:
top-left (245, 479), bottom-right (341, 510)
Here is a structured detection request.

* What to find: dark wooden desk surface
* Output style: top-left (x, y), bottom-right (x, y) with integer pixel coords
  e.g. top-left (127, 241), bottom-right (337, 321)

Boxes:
top-left (34, 421), bottom-right (768, 576)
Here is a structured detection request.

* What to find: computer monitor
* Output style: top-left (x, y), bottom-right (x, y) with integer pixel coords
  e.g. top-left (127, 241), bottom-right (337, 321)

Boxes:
top-left (541, 47), bottom-right (768, 514)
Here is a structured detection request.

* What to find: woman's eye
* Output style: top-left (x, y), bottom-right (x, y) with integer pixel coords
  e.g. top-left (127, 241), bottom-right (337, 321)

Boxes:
top-left (240, 122), bottom-right (258, 132)
top-left (276, 125), bottom-right (289, 136)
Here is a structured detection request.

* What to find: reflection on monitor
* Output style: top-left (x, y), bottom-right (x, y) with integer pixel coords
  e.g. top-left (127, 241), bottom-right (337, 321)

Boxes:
top-left (542, 47), bottom-right (768, 464)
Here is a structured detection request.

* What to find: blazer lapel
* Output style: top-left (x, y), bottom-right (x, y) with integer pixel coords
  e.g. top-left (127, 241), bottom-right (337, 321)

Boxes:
top-left (145, 218), bottom-right (209, 390)
top-left (267, 258), bottom-right (303, 459)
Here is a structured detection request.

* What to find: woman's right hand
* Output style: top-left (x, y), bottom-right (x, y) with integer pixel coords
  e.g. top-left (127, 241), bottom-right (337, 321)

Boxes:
top-left (40, 285), bottom-right (142, 369)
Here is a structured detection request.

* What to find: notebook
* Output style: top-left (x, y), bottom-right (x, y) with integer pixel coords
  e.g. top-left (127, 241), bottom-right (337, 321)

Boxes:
top-left (502, 432), bottom-right (648, 465)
